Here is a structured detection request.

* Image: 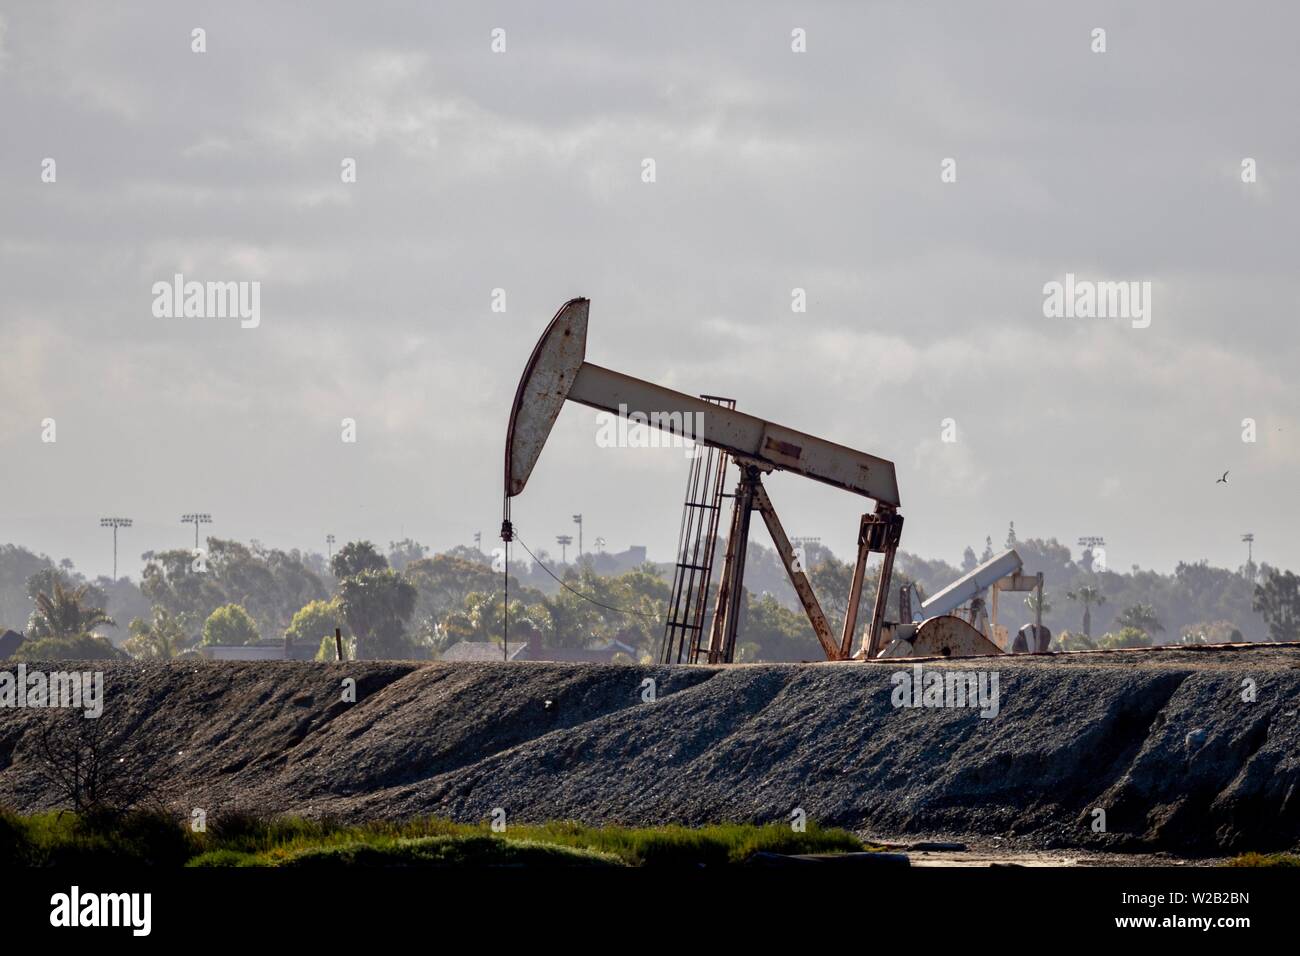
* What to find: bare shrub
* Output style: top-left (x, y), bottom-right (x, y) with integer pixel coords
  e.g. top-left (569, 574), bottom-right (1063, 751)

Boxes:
top-left (29, 707), bottom-right (163, 817)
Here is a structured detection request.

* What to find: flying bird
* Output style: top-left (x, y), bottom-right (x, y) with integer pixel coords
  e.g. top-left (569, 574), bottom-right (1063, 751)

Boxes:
top-left (1216, 471), bottom-right (1229, 484)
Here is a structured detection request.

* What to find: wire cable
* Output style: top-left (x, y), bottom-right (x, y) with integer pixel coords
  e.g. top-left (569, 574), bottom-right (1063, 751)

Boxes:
top-left (513, 532), bottom-right (665, 622)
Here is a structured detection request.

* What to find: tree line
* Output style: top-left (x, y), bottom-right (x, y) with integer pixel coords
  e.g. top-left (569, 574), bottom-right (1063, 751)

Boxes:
top-left (0, 529), bottom-right (1296, 663)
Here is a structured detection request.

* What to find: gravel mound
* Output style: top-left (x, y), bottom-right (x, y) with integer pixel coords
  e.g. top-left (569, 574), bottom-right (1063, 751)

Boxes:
top-left (2, 646), bottom-right (1298, 854)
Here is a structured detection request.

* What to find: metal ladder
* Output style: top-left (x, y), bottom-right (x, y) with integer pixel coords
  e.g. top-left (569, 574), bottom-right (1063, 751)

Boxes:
top-left (658, 396), bottom-right (734, 664)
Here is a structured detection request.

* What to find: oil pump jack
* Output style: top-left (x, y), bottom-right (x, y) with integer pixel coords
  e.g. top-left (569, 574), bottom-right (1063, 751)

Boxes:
top-left (503, 297), bottom-right (905, 663)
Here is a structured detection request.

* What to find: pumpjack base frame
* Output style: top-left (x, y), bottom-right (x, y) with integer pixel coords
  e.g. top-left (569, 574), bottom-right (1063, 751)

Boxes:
top-left (703, 459), bottom-right (903, 664)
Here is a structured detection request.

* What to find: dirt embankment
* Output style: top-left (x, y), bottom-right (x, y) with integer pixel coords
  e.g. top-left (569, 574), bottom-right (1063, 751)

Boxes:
top-left (1, 646), bottom-right (1298, 854)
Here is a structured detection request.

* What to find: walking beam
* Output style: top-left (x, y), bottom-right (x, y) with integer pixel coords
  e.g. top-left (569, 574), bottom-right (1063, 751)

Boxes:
top-left (505, 299), bottom-right (900, 508)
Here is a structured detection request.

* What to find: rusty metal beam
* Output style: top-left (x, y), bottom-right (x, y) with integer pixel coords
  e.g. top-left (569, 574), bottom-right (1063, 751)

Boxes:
top-left (569, 363), bottom-right (900, 507)
top-left (865, 540), bottom-right (898, 658)
top-left (504, 297), bottom-right (900, 508)
top-left (840, 522), bottom-right (871, 659)
top-left (706, 465), bottom-right (760, 663)
top-left (843, 510), bottom-right (904, 658)
top-left (753, 483), bottom-right (840, 661)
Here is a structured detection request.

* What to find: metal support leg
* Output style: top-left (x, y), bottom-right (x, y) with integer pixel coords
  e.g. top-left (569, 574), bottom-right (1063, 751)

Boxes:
top-left (755, 483), bottom-right (840, 660)
top-left (865, 540), bottom-right (898, 658)
top-left (706, 464), bottom-right (760, 663)
top-left (863, 509), bottom-right (904, 659)
top-left (1034, 574), bottom-right (1043, 629)
top-left (840, 519), bottom-right (871, 659)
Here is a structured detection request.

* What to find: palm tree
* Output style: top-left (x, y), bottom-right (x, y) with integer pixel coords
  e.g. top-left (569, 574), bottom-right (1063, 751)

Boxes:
top-left (124, 607), bottom-right (184, 659)
top-left (1065, 585), bottom-right (1105, 639)
top-left (1116, 602), bottom-right (1164, 639)
top-left (1024, 589), bottom-right (1053, 617)
top-left (27, 581), bottom-right (116, 640)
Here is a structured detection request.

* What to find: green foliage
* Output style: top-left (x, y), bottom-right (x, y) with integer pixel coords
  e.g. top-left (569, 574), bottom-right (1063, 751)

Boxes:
top-left (12, 632), bottom-right (125, 661)
top-left (285, 598), bottom-right (345, 647)
top-left (123, 606), bottom-right (187, 659)
top-left (405, 554), bottom-right (509, 641)
top-left (1, 810), bottom-right (864, 868)
top-left (26, 580), bottom-right (115, 641)
top-left (329, 540), bottom-right (388, 579)
top-left (314, 634), bottom-right (355, 661)
top-left (0, 809), bottom-right (195, 867)
top-left (386, 538), bottom-right (429, 571)
top-left (509, 820), bottom-right (864, 866)
top-left (1055, 630), bottom-right (1096, 652)
top-left (1227, 852), bottom-right (1300, 867)
top-left (1253, 569), bottom-right (1300, 643)
top-left (337, 569), bottom-right (417, 659)
top-left (1024, 589), bottom-right (1052, 617)
top-left (432, 564), bottom-right (670, 660)
top-left (140, 548), bottom-right (227, 640)
top-left (531, 571), bottom-right (620, 650)
top-left (141, 539), bottom-right (327, 644)
top-left (0, 543), bottom-right (55, 631)
top-left (1096, 626), bottom-right (1152, 650)
top-left (1, 530), bottom-right (1291, 664)
top-left (441, 592), bottom-right (524, 648)
top-left (27, 568), bottom-right (107, 612)
top-left (1066, 584), bottom-right (1105, 637)
top-left (1178, 620), bottom-right (1242, 644)
top-left (264, 835), bottom-right (622, 868)
top-left (735, 592), bottom-right (821, 662)
top-left (201, 604), bottom-right (260, 647)
top-left (1115, 602), bottom-right (1164, 637)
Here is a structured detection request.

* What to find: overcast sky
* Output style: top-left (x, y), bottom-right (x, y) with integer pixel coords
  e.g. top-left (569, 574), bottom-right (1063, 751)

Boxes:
top-left (2, 1), bottom-right (1297, 580)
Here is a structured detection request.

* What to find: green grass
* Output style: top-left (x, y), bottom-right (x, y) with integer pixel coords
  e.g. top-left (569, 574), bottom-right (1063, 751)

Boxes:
top-left (0, 807), bottom-right (866, 868)
top-left (199, 835), bottom-right (624, 868)
top-left (0, 808), bottom-right (195, 867)
top-left (1226, 852), bottom-right (1300, 867)
top-left (497, 819), bottom-right (864, 866)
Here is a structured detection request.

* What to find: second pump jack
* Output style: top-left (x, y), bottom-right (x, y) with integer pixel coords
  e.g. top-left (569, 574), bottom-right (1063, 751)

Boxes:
top-left (504, 298), bottom-right (904, 663)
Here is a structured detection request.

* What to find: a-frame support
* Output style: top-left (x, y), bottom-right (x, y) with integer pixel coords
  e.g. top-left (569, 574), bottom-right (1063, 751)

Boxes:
top-left (705, 464), bottom-right (760, 663)
top-left (754, 484), bottom-right (839, 659)
top-left (844, 508), bottom-right (905, 659)
top-left (704, 462), bottom-right (903, 664)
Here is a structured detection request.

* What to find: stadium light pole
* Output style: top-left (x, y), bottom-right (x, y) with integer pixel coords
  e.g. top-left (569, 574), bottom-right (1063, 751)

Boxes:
top-left (99, 517), bottom-right (132, 580)
top-left (572, 514), bottom-right (583, 561)
top-left (326, 533), bottom-right (336, 558)
top-left (1077, 535), bottom-right (1106, 570)
top-left (181, 513), bottom-right (212, 550)
top-left (556, 534), bottom-right (572, 564)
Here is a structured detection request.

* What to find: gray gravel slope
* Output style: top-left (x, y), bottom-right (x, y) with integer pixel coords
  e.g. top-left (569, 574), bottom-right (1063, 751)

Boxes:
top-left (1, 649), bottom-right (1297, 853)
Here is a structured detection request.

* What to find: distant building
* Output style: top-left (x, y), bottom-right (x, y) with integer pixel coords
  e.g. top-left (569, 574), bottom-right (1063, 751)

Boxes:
top-left (531, 639), bottom-right (638, 663)
top-left (201, 638), bottom-right (320, 661)
top-left (440, 632), bottom-right (637, 664)
top-left (0, 629), bottom-right (26, 661)
top-left (441, 640), bottom-right (530, 662)
top-left (584, 545), bottom-right (649, 576)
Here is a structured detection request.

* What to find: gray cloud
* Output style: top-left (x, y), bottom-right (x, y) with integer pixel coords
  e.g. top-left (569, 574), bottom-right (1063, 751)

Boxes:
top-left (1, 0), bottom-right (1297, 578)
